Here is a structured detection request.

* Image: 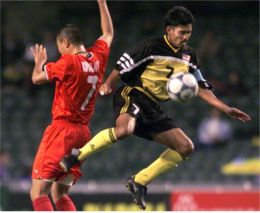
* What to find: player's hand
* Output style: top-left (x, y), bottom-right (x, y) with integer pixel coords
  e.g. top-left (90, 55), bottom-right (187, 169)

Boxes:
top-left (99, 83), bottom-right (112, 96)
top-left (226, 107), bottom-right (251, 122)
top-left (31, 44), bottom-right (47, 65)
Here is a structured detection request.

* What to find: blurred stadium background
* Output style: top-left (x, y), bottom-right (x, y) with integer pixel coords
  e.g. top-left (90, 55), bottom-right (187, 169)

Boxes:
top-left (1, 0), bottom-right (259, 211)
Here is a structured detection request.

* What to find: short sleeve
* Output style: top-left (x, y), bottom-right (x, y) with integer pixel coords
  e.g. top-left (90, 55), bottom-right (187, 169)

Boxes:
top-left (115, 38), bottom-right (154, 74)
top-left (190, 52), bottom-right (213, 90)
top-left (44, 54), bottom-right (72, 82)
top-left (87, 38), bottom-right (110, 64)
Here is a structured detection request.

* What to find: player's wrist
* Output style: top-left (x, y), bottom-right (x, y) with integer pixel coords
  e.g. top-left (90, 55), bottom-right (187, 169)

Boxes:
top-left (224, 106), bottom-right (233, 115)
top-left (34, 62), bottom-right (45, 69)
top-left (35, 58), bottom-right (46, 64)
top-left (104, 81), bottom-right (112, 88)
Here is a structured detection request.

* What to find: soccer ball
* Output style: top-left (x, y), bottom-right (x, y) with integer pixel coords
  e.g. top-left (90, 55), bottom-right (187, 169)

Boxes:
top-left (167, 72), bottom-right (198, 102)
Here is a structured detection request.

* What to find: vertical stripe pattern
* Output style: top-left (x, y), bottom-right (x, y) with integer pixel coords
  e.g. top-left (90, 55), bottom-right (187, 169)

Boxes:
top-left (120, 86), bottom-right (133, 114)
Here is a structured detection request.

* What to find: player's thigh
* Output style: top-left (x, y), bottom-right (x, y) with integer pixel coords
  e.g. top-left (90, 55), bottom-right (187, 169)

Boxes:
top-left (113, 86), bottom-right (138, 138)
top-left (51, 182), bottom-right (70, 203)
top-left (153, 128), bottom-right (194, 155)
top-left (32, 121), bottom-right (88, 181)
top-left (30, 179), bottom-right (52, 200)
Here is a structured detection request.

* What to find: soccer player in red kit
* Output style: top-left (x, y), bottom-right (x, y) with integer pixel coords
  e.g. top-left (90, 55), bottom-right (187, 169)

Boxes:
top-left (29, 0), bottom-right (113, 211)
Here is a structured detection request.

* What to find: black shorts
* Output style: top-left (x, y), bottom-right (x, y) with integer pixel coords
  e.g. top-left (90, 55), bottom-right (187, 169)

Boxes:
top-left (113, 85), bottom-right (177, 140)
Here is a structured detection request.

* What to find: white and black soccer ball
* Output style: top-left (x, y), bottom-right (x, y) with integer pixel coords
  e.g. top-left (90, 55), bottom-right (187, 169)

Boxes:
top-left (167, 72), bottom-right (198, 102)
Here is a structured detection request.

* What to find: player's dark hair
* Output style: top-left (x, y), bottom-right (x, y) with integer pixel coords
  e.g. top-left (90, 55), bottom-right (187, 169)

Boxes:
top-left (164, 6), bottom-right (195, 28)
top-left (57, 24), bottom-right (84, 45)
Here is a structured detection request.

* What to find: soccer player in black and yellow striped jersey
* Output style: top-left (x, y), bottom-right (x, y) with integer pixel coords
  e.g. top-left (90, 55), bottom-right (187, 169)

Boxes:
top-left (60, 6), bottom-right (251, 210)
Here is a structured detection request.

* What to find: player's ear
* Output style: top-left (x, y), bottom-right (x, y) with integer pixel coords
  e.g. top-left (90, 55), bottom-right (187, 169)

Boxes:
top-left (63, 38), bottom-right (70, 48)
top-left (165, 26), bottom-right (172, 34)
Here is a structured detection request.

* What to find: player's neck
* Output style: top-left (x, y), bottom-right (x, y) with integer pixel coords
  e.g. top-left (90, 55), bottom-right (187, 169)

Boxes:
top-left (71, 45), bottom-right (87, 55)
top-left (165, 35), bottom-right (181, 49)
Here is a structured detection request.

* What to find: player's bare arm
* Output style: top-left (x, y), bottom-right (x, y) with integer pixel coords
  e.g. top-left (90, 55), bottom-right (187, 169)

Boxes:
top-left (31, 44), bottom-right (48, 85)
top-left (99, 69), bottom-right (120, 95)
top-left (198, 87), bottom-right (251, 122)
top-left (98, 0), bottom-right (114, 46)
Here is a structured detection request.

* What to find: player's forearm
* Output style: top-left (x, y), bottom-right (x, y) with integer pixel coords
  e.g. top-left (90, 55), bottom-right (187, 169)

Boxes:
top-left (32, 63), bottom-right (46, 85)
top-left (198, 87), bottom-right (230, 113)
top-left (98, 0), bottom-right (114, 41)
top-left (32, 63), bottom-right (42, 84)
top-left (105, 69), bottom-right (120, 86)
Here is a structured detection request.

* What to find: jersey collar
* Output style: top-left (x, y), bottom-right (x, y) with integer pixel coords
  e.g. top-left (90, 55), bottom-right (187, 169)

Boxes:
top-left (163, 35), bottom-right (179, 53)
top-left (75, 51), bottom-right (92, 58)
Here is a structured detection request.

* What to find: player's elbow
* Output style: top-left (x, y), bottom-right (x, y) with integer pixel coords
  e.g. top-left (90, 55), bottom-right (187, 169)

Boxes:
top-left (32, 71), bottom-right (48, 85)
top-left (32, 76), bottom-right (40, 85)
top-left (32, 77), bottom-right (38, 85)
top-left (32, 76), bottom-right (44, 85)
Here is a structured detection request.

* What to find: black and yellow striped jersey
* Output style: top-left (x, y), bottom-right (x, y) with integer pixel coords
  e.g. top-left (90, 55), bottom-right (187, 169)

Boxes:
top-left (115, 35), bottom-right (212, 101)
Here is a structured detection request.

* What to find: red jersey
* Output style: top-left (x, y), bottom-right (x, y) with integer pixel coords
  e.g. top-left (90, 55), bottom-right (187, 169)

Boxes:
top-left (44, 38), bottom-right (109, 125)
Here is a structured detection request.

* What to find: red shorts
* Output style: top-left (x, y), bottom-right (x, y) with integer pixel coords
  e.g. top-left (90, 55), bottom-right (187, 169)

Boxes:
top-left (32, 120), bottom-right (90, 185)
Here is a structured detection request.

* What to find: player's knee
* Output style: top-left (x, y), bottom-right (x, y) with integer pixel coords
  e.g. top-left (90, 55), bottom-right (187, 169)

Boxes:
top-left (51, 183), bottom-right (69, 203)
top-left (115, 114), bottom-right (136, 139)
top-left (177, 138), bottom-right (194, 157)
top-left (30, 186), bottom-right (48, 201)
top-left (51, 191), bottom-right (67, 203)
top-left (115, 125), bottom-right (134, 139)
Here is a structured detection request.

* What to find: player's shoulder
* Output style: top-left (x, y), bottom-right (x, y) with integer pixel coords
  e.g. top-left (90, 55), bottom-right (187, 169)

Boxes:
top-left (128, 36), bottom-right (162, 53)
top-left (89, 37), bottom-right (109, 49)
top-left (96, 36), bottom-right (109, 44)
top-left (141, 36), bottom-right (176, 50)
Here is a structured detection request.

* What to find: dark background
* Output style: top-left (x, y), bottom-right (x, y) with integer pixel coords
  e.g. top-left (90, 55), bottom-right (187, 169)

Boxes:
top-left (1, 0), bottom-right (259, 210)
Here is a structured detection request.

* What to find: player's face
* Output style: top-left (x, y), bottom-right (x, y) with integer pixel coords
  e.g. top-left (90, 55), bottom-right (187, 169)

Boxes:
top-left (166, 24), bottom-right (192, 48)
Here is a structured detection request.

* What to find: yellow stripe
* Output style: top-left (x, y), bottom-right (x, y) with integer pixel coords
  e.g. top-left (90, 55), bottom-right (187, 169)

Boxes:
top-left (163, 35), bottom-right (179, 53)
top-left (111, 128), bottom-right (117, 141)
top-left (121, 87), bottom-right (132, 113)
top-left (108, 128), bottom-right (117, 143)
top-left (120, 87), bottom-right (128, 114)
top-left (120, 86), bottom-right (132, 114)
